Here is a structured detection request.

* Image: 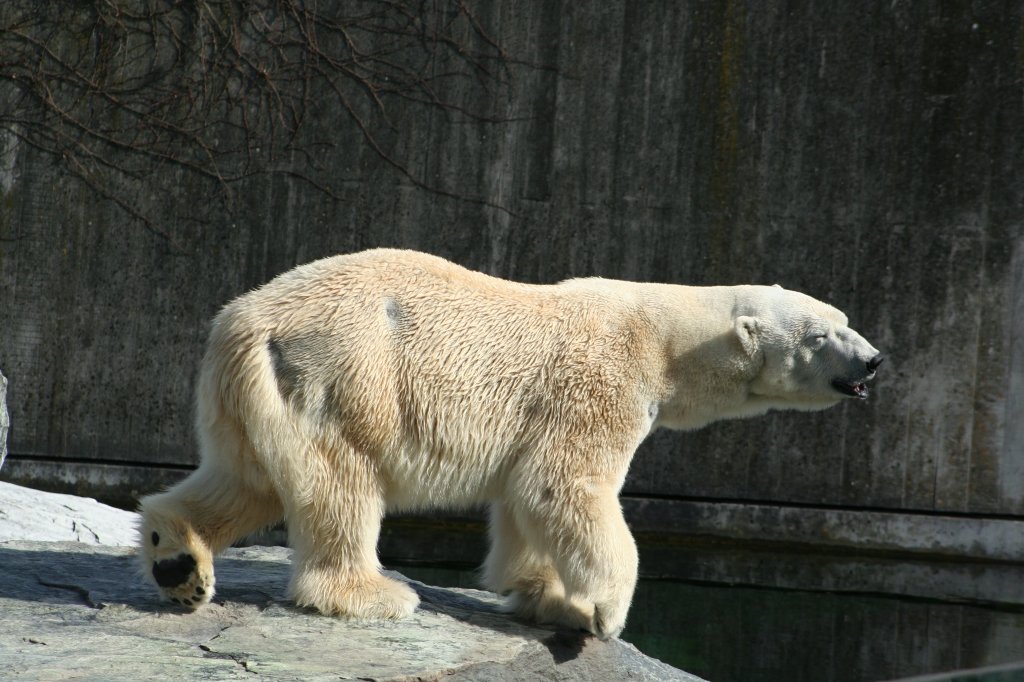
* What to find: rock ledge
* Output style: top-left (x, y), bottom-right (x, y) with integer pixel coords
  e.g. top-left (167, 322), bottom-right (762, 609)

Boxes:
top-left (0, 484), bottom-right (699, 681)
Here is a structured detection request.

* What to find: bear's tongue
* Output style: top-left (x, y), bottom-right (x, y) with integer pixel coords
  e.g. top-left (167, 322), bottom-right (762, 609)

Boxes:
top-left (832, 379), bottom-right (869, 399)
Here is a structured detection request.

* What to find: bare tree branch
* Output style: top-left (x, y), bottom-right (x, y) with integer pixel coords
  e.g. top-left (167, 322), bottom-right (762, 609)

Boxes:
top-left (0, 0), bottom-right (524, 233)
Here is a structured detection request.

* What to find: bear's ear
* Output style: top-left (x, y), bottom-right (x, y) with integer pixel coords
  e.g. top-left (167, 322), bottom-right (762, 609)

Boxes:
top-left (734, 316), bottom-right (760, 356)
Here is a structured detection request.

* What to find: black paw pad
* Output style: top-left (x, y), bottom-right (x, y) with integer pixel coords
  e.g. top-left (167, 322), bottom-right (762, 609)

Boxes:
top-left (153, 553), bottom-right (197, 588)
top-left (195, 586), bottom-right (205, 596)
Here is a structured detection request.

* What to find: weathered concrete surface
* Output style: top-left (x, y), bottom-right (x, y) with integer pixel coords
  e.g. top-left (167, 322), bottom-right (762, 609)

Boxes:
top-left (379, 511), bottom-right (1024, 611)
top-left (624, 497), bottom-right (1024, 563)
top-left (0, 541), bottom-right (697, 682)
top-left (1, 1), bottom-right (1022, 528)
top-left (0, 480), bottom-right (140, 545)
top-left (0, 458), bottom-right (187, 512)
top-left (888, 661), bottom-right (1024, 682)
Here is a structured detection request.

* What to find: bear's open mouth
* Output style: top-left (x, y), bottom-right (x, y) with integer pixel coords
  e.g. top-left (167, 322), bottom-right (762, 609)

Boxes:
top-left (831, 378), bottom-right (870, 399)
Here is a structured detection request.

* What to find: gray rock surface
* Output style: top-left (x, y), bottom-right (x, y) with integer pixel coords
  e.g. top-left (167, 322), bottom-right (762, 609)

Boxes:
top-left (0, 484), bottom-right (699, 681)
top-left (0, 480), bottom-right (140, 545)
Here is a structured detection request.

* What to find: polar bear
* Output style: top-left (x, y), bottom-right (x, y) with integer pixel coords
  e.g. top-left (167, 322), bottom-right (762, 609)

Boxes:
top-left (138, 248), bottom-right (882, 639)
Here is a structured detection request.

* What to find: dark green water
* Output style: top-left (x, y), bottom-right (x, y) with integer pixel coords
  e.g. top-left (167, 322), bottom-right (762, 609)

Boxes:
top-left (389, 559), bottom-right (1024, 682)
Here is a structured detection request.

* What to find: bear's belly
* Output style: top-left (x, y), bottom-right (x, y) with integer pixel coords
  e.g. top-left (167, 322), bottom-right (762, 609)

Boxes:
top-left (380, 442), bottom-right (510, 512)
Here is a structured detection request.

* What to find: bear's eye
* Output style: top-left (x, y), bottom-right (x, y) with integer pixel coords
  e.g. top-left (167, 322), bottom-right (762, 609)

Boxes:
top-left (151, 531), bottom-right (160, 546)
top-left (807, 333), bottom-right (828, 347)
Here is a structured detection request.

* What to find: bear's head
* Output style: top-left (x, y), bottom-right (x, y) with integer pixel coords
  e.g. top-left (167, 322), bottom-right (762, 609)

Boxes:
top-left (734, 286), bottom-right (883, 411)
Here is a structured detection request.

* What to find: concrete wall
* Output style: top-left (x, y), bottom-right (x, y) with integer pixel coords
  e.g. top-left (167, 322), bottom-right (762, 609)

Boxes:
top-left (1, 1), bottom-right (1022, 555)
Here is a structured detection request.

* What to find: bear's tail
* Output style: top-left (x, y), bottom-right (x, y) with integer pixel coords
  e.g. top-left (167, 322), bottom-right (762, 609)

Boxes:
top-left (194, 304), bottom-right (317, 508)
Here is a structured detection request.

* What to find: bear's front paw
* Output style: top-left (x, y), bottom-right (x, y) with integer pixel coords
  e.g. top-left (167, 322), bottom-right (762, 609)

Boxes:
top-left (151, 551), bottom-right (215, 609)
top-left (508, 588), bottom-right (595, 633)
top-left (591, 601), bottom-right (628, 640)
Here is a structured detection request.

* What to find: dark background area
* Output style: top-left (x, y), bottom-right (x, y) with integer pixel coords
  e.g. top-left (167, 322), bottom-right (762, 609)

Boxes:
top-left (2, 3), bottom-right (1024, 680)
top-left (1, 1), bottom-right (1022, 549)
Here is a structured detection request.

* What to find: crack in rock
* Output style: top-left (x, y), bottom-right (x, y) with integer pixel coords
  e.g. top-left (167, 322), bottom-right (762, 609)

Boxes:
top-left (37, 578), bottom-right (104, 609)
top-left (197, 644), bottom-right (258, 676)
top-left (78, 521), bottom-right (101, 543)
top-left (70, 519), bottom-right (102, 543)
top-left (198, 625), bottom-right (259, 676)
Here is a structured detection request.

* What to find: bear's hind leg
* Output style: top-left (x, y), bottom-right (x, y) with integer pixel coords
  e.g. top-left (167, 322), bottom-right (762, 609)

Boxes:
top-left (139, 461), bottom-right (283, 609)
top-left (285, 442), bottom-right (418, 619)
top-left (483, 502), bottom-right (594, 632)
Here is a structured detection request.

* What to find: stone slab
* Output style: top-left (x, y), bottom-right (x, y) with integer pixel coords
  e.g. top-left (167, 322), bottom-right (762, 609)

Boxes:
top-left (0, 541), bottom-right (699, 681)
top-left (0, 480), bottom-right (140, 545)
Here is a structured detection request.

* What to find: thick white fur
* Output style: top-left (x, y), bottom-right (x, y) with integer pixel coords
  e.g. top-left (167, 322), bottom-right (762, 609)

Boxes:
top-left (138, 249), bottom-right (879, 638)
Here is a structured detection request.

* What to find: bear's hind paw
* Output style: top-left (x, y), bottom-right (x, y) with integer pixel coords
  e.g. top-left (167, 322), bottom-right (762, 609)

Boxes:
top-left (152, 552), bottom-right (215, 610)
top-left (292, 572), bottom-right (419, 620)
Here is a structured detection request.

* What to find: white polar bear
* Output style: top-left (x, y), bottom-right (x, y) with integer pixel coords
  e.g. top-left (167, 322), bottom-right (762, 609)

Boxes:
top-left (138, 248), bottom-right (882, 639)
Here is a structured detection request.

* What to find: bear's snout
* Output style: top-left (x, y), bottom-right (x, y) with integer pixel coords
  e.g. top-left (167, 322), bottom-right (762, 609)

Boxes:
top-left (867, 354), bottom-right (884, 373)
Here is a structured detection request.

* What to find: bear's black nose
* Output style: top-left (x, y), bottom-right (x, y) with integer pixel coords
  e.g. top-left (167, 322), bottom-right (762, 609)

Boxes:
top-left (867, 355), bottom-right (884, 372)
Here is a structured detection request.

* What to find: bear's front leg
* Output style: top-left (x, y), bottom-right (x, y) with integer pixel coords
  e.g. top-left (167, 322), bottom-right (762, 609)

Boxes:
top-left (483, 501), bottom-right (595, 632)
top-left (505, 480), bottom-right (639, 640)
top-left (553, 487), bottom-right (638, 639)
